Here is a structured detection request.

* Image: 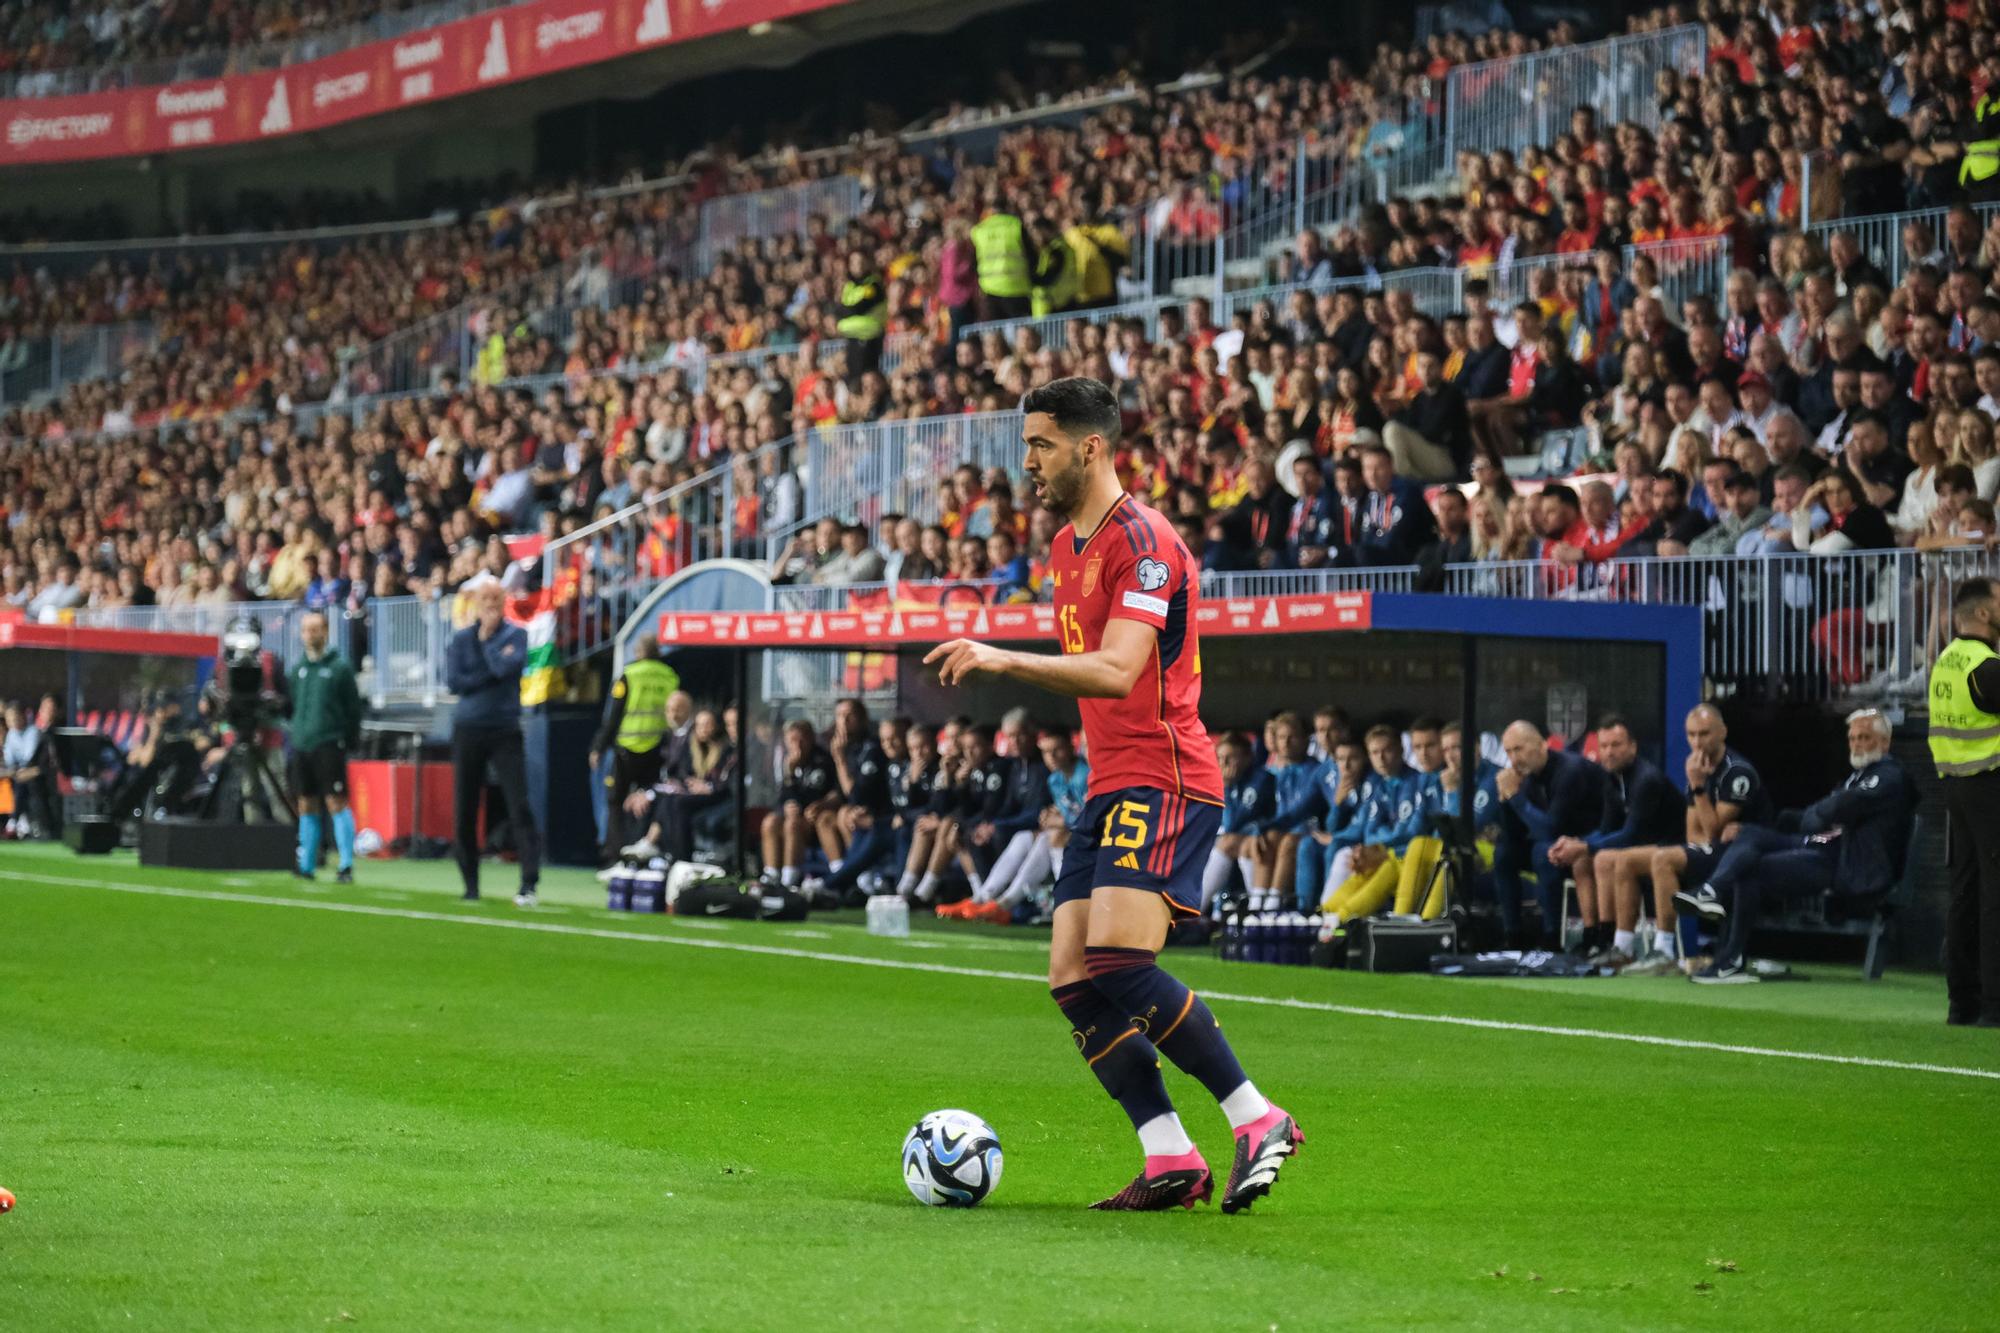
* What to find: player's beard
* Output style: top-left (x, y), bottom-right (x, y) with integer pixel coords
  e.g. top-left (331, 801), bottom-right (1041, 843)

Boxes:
top-left (1040, 454), bottom-right (1088, 518)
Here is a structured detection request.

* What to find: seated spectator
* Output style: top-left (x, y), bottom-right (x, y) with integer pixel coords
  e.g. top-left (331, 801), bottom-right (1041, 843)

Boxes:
top-left (1690, 470), bottom-right (1772, 556)
top-left (1384, 349), bottom-right (1472, 482)
top-left (1795, 468), bottom-right (1895, 552)
top-left (1674, 709), bottom-right (1914, 984)
top-left (1355, 444), bottom-right (1439, 567)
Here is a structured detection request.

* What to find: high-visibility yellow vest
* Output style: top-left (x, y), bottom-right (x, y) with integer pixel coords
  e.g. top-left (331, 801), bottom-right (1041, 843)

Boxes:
top-left (1064, 223), bottom-right (1122, 305)
top-left (835, 277), bottom-right (886, 340)
top-left (614, 658), bottom-right (679, 753)
top-left (1030, 238), bottom-right (1080, 317)
top-left (1928, 636), bottom-right (2000, 777)
top-left (1960, 139), bottom-right (2000, 188)
top-left (475, 332), bottom-right (507, 386)
top-left (970, 213), bottom-right (1030, 298)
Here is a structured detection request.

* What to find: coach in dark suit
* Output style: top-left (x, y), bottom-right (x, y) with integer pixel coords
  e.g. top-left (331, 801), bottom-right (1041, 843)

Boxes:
top-left (445, 581), bottom-right (541, 905)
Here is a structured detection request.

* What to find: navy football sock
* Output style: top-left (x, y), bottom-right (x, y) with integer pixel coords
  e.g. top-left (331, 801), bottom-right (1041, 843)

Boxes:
top-left (1085, 946), bottom-right (1250, 1105)
top-left (1051, 981), bottom-right (1176, 1131)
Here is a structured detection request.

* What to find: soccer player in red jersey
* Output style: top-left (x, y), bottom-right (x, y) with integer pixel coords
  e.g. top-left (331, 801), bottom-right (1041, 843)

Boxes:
top-left (925, 377), bottom-right (1303, 1213)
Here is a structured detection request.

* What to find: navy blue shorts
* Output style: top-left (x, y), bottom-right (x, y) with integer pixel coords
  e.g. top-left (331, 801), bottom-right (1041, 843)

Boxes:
top-left (1053, 786), bottom-right (1223, 918)
top-left (1682, 842), bottom-right (1724, 883)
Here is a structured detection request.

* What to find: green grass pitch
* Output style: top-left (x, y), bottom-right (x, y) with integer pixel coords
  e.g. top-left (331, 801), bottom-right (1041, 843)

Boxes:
top-left (2, 840), bottom-right (1997, 1330)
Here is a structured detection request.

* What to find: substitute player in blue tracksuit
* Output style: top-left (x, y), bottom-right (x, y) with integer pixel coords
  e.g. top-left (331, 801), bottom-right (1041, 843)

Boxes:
top-left (1322, 724), bottom-right (1433, 923)
top-left (1202, 732), bottom-right (1277, 910)
top-left (1275, 737), bottom-right (1369, 912)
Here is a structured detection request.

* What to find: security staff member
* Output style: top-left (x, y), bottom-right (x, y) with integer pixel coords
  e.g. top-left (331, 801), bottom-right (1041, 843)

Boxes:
top-left (288, 610), bottom-right (363, 883)
top-left (1064, 218), bottom-right (1130, 310)
top-left (445, 582), bottom-right (541, 907)
top-left (1673, 709), bottom-right (1915, 984)
top-left (589, 636), bottom-right (678, 860)
top-left (834, 249), bottom-right (887, 376)
top-left (1028, 217), bottom-right (1079, 318)
top-left (1932, 576), bottom-right (2000, 1026)
top-left (970, 202), bottom-right (1031, 322)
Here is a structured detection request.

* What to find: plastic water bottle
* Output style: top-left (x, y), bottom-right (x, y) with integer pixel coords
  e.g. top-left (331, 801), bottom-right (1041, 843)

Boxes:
top-left (1281, 912), bottom-right (1305, 965)
top-left (606, 865), bottom-right (634, 911)
top-left (866, 894), bottom-right (910, 938)
top-left (631, 867), bottom-right (666, 913)
top-left (1245, 914), bottom-right (1269, 964)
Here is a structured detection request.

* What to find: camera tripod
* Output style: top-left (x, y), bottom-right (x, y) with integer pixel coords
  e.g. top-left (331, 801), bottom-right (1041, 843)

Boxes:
top-left (197, 735), bottom-right (296, 824)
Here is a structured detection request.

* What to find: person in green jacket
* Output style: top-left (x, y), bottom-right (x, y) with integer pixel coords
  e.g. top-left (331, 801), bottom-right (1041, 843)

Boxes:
top-left (288, 609), bottom-right (364, 882)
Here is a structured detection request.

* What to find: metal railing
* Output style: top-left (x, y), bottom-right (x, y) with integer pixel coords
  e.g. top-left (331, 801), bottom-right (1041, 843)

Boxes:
top-left (1, 0), bottom-right (522, 99)
top-left (1161, 23), bottom-right (1708, 304)
top-left (0, 321), bottom-right (157, 407)
top-left (1805, 200), bottom-right (2000, 292)
top-left (798, 411), bottom-right (1026, 536)
top-left (1446, 548), bottom-right (2000, 704)
top-left (0, 215), bottom-right (459, 274)
top-left (1441, 24), bottom-right (1705, 162)
top-left (695, 177), bottom-right (864, 271)
top-left (72, 594), bottom-right (453, 706)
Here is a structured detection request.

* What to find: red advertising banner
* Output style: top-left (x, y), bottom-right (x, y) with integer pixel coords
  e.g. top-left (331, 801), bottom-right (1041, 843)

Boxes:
top-left (655, 593), bottom-right (1373, 649)
top-left (0, 617), bottom-right (216, 657)
top-left (1, 0), bottom-right (849, 166)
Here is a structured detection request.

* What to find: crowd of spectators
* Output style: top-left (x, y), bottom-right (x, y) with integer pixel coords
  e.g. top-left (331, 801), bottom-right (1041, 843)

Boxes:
top-left (0, 0), bottom-right (437, 92)
top-left (6, 0), bottom-right (2000, 632)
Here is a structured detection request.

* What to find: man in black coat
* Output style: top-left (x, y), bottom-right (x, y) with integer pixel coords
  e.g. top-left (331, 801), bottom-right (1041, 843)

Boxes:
top-left (1673, 709), bottom-right (1915, 983)
top-left (1494, 719), bottom-right (1606, 948)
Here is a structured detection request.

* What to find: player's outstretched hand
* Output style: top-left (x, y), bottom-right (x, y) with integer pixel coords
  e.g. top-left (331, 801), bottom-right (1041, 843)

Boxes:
top-left (924, 638), bottom-right (1009, 686)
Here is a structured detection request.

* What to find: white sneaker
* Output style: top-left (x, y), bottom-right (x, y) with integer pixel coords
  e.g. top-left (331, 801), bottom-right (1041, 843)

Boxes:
top-left (621, 837), bottom-right (661, 860)
top-left (513, 889), bottom-right (538, 908)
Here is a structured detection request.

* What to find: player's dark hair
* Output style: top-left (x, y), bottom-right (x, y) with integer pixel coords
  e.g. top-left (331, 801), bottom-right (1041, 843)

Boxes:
top-left (968, 722), bottom-right (999, 746)
top-left (1954, 576), bottom-right (1998, 615)
top-left (1541, 482), bottom-right (1581, 511)
top-left (1021, 376), bottom-right (1121, 446)
top-left (1409, 715), bottom-right (1445, 736)
top-left (1596, 711), bottom-right (1632, 735)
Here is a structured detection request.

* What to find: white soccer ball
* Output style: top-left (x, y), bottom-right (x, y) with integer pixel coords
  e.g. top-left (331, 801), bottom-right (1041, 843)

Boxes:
top-left (901, 1109), bottom-right (1003, 1207)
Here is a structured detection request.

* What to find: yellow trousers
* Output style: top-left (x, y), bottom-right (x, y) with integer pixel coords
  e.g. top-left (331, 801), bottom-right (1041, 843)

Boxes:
top-left (1323, 837), bottom-right (1446, 921)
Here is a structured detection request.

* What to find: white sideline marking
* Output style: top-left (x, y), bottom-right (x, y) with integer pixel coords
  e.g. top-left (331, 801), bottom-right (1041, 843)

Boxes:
top-left (6, 868), bottom-right (1997, 1084)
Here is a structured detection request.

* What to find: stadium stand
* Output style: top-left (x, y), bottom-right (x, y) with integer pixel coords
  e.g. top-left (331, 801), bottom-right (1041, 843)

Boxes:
top-left (2, 0), bottom-right (1998, 724)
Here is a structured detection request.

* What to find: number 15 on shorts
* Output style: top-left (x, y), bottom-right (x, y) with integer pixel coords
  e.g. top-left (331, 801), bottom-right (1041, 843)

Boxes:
top-left (1101, 800), bottom-right (1148, 848)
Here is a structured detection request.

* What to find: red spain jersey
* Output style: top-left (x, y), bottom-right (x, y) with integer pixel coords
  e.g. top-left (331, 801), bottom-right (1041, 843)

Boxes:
top-left (1050, 494), bottom-right (1224, 803)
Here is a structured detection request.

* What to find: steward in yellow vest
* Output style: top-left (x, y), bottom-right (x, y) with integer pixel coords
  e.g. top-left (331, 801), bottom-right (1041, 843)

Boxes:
top-left (1930, 575), bottom-right (2000, 1026)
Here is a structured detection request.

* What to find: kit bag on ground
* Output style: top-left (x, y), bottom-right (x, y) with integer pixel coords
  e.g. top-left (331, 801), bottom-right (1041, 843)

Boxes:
top-left (671, 880), bottom-right (810, 921)
top-left (1345, 916), bottom-right (1458, 972)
